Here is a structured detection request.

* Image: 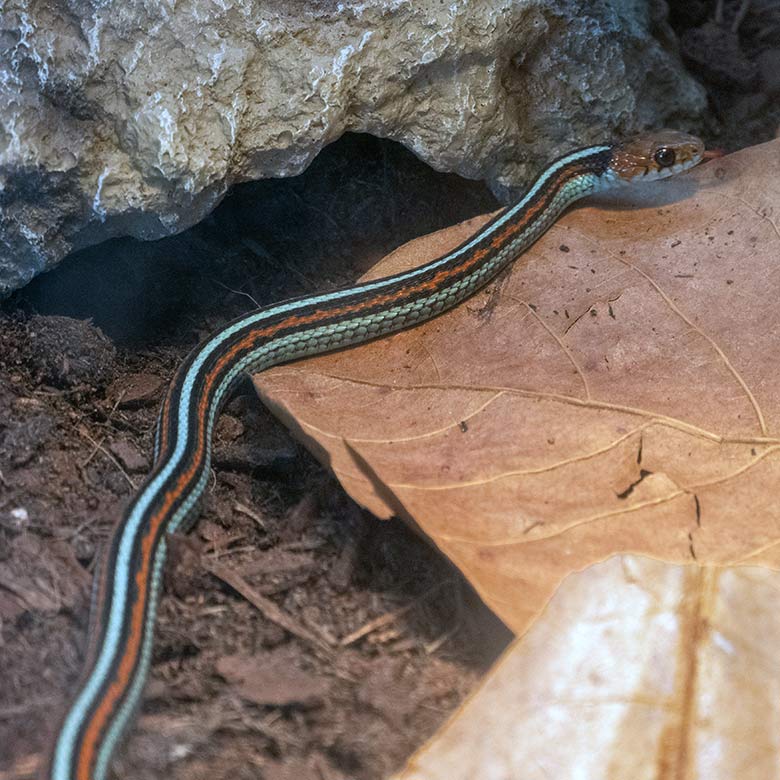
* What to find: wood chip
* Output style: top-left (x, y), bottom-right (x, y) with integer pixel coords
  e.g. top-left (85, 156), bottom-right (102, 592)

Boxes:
top-left (217, 648), bottom-right (331, 707)
top-left (112, 372), bottom-right (164, 408)
top-left (107, 437), bottom-right (149, 473)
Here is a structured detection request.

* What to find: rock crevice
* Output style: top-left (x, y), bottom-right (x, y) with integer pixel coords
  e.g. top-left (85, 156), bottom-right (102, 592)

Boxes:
top-left (0, 0), bottom-right (705, 293)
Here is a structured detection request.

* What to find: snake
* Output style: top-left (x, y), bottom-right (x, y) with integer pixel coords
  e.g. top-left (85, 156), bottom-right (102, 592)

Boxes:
top-left (44, 129), bottom-right (704, 780)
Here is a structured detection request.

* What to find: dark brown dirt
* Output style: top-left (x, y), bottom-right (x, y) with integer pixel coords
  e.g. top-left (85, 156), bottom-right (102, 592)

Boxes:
top-left (2, 3), bottom-right (780, 777)
top-left (0, 136), bottom-right (507, 780)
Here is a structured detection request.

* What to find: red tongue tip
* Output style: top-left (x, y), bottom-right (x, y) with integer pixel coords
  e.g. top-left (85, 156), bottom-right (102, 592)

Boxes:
top-left (703, 148), bottom-right (725, 160)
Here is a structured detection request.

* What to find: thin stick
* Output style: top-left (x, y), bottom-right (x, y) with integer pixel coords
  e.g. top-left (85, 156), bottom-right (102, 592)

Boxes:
top-left (204, 559), bottom-right (333, 653)
top-left (340, 579), bottom-right (454, 647)
top-left (77, 426), bottom-right (135, 489)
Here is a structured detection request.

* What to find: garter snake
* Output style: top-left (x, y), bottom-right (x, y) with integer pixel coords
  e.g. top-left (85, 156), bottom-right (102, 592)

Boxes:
top-left (44, 129), bottom-right (704, 780)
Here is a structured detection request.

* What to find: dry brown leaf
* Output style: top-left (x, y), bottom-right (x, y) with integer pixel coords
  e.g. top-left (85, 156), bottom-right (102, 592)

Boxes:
top-left (254, 140), bottom-right (780, 634)
top-left (393, 556), bottom-right (780, 780)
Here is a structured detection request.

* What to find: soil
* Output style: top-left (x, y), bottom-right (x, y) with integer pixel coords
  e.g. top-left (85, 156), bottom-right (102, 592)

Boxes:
top-left (1, 2), bottom-right (779, 779)
top-left (0, 136), bottom-right (507, 780)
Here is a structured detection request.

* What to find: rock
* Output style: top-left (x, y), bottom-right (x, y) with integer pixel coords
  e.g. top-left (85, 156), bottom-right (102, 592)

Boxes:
top-left (0, 1), bottom-right (705, 294)
top-left (110, 372), bottom-right (165, 409)
top-left (757, 48), bottom-right (780, 95)
top-left (731, 92), bottom-right (768, 124)
top-left (680, 21), bottom-right (758, 90)
top-left (24, 315), bottom-right (116, 389)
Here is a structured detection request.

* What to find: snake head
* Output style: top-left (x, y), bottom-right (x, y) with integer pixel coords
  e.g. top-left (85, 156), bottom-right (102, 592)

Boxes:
top-left (609, 130), bottom-right (705, 183)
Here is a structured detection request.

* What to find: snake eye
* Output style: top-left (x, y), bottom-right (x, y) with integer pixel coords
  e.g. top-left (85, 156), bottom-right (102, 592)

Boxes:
top-left (653, 147), bottom-right (676, 168)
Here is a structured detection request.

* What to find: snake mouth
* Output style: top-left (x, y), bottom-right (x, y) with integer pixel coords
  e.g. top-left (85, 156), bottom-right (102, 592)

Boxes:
top-left (645, 150), bottom-right (704, 181)
top-left (609, 130), bottom-right (705, 183)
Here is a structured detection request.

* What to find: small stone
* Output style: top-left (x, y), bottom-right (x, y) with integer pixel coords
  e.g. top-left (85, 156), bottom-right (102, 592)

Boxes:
top-left (112, 373), bottom-right (164, 408)
top-left (108, 438), bottom-right (150, 473)
top-left (8, 507), bottom-right (30, 530)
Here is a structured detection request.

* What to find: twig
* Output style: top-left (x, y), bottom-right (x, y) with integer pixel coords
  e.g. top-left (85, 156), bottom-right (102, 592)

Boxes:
top-left (204, 558), bottom-right (333, 653)
top-left (340, 579), bottom-right (454, 647)
top-left (61, 513), bottom-right (101, 542)
top-left (425, 621), bottom-right (461, 655)
top-left (241, 237), bottom-right (319, 290)
top-left (0, 752), bottom-right (39, 780)
top-left (234, 501), bottom-right (267, 530)
top-left (202, 535), bottom-right (249, 556)
top-left (77, 426), bottom-right (135, 489)
top-left (0, 698), bottom-right (54, 719)
top-left (209, 277), bottom-right (261, 309)
top-left (225, 693), bottom-right (303, 748)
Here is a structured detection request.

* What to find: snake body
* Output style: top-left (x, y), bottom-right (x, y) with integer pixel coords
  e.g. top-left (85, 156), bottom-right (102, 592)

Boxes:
top-left (45, 130), bottom-right (704, 780)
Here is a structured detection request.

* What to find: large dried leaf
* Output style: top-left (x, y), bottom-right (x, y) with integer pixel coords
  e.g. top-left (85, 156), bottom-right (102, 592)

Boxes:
top-left (254, 140), bottom-right (780, 634)
top-left (393, 556), bottom-right (780, 780)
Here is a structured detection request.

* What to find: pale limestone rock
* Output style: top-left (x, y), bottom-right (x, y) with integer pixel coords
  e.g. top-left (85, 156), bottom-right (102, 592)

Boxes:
top-left (0, 0), bottom-right (705, 293)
